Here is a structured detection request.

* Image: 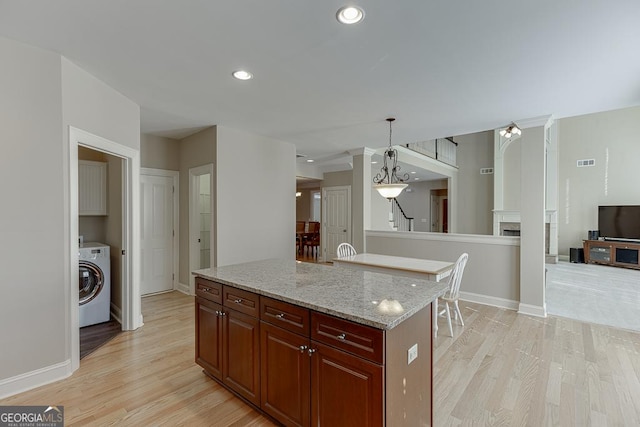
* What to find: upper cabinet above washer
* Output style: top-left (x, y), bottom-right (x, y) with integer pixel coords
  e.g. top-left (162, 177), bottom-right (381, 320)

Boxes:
top-left (79, 160), bottom-right (107, 216)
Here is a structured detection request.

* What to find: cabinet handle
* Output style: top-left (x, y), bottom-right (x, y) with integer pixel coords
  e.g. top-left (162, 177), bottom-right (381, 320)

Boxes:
top-left (337, 333), bottom-right (346, 340)
top-left (202, 287), bottom-right (210, 292)
top-left (215, 310), bottom-right (221, 316)
top-left (219, 311), bottom-right (226, 317)
top-left (275, 313), bottom-right (285, 319)
top-left (299, 345), bottom-right (308, 353)
top-left (307, 348), bottom-right (317, 356)
top-left (234, 298), bottom-right (243, 304)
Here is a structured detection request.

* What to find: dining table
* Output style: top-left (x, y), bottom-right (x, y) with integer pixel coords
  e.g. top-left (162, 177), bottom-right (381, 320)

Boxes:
top-left (333, 252), bottom-right (455, 336)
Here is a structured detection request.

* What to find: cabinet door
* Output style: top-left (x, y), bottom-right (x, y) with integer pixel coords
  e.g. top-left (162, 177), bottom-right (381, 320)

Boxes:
top-left (78, 160), bottom-right (107, 215)
top-left (311, 341), bottom-right (383, 427)
top-left (223, 308), bottom-right (261, 406)
top-left (260, 322), bottom-right (310, 427)
top-left (195, 297), bottom-right (223, 380)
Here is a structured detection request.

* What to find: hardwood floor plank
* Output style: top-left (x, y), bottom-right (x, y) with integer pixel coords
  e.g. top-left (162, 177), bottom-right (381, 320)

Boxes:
top-left (2, 291), bottom-right (640, 426)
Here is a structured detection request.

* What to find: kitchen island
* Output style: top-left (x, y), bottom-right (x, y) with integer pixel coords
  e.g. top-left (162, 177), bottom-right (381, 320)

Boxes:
top-left (193, 259), bottom-right (448, 426)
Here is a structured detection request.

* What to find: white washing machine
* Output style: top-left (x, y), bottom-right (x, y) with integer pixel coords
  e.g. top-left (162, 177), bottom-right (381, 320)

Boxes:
top-left (79, 242), bottom-right (111, 327)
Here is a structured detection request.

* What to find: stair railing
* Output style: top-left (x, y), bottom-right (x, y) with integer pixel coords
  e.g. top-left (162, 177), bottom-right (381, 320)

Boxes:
top-left (391, 198), bottom-right (414, 232)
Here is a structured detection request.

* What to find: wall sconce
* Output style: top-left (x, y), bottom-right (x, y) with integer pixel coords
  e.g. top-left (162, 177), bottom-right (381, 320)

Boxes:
top-left (499, 123), bottom-right (522, 138)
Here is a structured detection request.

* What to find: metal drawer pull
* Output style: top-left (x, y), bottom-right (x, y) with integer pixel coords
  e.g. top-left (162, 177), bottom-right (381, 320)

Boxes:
top-left (234, 298), bottom-right (243, 304)
top-left (299, 345), bottom-right (308, 353)
top-left (307, 348), bottom-right (317, 356)
top-left (219, 311), bottom-right (226, 316)
top-left (275, 313), bottom-right (285, 319)
top-left (202, 287), bottom-right (210, 292)
top-left (337, 333), bottom-right (346, 340)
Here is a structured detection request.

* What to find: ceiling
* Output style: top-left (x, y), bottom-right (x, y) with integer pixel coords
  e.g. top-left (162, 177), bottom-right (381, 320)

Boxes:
top-left (1, 1), bottom-right (639, 179)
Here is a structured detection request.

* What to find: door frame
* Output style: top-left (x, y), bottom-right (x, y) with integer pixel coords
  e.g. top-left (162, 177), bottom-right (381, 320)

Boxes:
top-left (189, 164), bottom-right (214, 295)
top-left (68, 126), bottom-right (141, 372)
top-left (321, 185), bottom-right (351, 263)
top-left (140, 168), bottom-right (180, 293)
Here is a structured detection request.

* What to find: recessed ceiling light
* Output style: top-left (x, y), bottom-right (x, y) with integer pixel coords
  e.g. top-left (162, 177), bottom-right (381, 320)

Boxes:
top-left (306, 159), bottom-right (314, 163)
top-left (232, 70), bottom-right (253, 80)
top-left (410, 171), bottom-right (417, 174)
top-left (336, 6), bottom-right (365, 24)
top-left (414, 178), bottom-right (419, 181)
top-left (371, 161), bottom-right (378, 164)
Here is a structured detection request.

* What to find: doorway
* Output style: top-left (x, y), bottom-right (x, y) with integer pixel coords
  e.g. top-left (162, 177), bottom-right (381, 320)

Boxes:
top-left (322, 185), bottom-right (351, 262)
top-left (69, 126), bottom-right (141, 372)
top-left (189, 164), bottom-right (214, 294)
top-left (430, 189), bottom-right (448, 233)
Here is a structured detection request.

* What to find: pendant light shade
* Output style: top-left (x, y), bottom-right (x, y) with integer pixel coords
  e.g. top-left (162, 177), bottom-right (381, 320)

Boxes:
top-left (373, 118), bottom-right (409, 199)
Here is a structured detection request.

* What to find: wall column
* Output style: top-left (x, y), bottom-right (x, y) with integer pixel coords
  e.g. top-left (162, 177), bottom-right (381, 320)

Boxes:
top-left (519, 122), bottom-right (548, 317)
top-left (350, 148), bottom-right (376, 253)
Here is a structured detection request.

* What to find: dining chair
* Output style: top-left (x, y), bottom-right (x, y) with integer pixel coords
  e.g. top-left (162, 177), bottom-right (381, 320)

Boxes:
top-left (336, 242), bottom-right (357, 257)
top-left (304, 222), bottom-right (321, 256)
top-left (296, 221), bottom-right (306, 254)
top-left (437, 252), bottom-right (468, 338)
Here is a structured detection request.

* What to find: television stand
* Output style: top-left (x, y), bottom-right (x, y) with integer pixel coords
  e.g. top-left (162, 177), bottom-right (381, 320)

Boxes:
top-left (583, 240), bottom-right (640, 270)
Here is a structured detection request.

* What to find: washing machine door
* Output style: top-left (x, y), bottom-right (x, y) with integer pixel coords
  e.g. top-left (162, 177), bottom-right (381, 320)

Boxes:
top-left (79, 261), bottom-right (104, 305)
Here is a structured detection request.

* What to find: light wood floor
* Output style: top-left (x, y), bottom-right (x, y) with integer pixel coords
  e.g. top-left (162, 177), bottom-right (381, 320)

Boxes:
top-left (2, 292), bottom-right (639, 426)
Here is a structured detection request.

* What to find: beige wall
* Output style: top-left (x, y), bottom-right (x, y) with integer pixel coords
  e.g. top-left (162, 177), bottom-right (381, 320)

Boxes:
top-left (366, 231), bottom-right (520, 304)
top-left (557, 106), bottom-right (640, 254)
top-left (395, 180), bottom-right (448, 232)
top-left (455, 131), bottom-right (494, 235)
top-left (0, 37), bottom-right (65, 382)
top-left (178, 127), bottom-right (216, 285)
top-left (140, 133), bottom-right (180, 170)
top-left (216, 126), bottom-right (296, 266)
top-left (0, 36), bottom-right (139, 392)
top-left (503, 139), bottom-right (522, 211)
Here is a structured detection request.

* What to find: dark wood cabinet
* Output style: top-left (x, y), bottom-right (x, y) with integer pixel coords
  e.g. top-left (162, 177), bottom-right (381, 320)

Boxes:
top-left (195, 276), bottom-right (433, 426)
top-left (223, 307), bottom-right (261, 406)
top-left (195, 297), bottom-right (223, 379)
top-left (583, 239), bottom-right (640, 270)
top-left (261, 322), bottom-right (310, 427)
top-left (311, 341), bottom-right (383, 427)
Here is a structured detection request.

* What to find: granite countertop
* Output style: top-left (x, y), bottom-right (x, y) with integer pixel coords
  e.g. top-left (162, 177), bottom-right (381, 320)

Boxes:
top-left (193, 259), bottom-right (449, 330)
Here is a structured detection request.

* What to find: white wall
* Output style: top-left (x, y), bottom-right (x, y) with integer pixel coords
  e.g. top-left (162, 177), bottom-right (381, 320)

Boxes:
top-left (0, 36), bottom-right (140, 397)
top-left (557, 106), bottom-right (640, 254)
top-left (216, 126), bottom-right (296, 266)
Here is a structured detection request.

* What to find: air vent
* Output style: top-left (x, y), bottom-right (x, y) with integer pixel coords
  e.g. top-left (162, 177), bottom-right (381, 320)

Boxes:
top-left (577, 159), bottom-right (595, 167)
top-left (480, 168), bottom-right (494, 175)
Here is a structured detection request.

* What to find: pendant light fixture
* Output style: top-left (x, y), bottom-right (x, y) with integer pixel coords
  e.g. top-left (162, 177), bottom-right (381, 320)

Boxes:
top-left (373, 118), bottom-right (409, 199)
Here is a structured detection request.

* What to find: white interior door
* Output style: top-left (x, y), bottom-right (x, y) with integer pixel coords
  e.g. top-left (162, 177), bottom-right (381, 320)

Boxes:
top-left (323, 186), bottom-right (351, 261)
top-left (140, 173), bottom-right (175, 295)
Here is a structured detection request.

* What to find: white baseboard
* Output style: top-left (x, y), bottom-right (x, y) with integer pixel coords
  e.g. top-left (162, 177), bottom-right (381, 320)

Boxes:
top-left (459, 291), bottom-right (519, 311)
top-left (110, 302), bottom-right (122, 324)
top-left (0, 360), bottom-right (72, 400)
top-left (176, 282), bottom-right (191, 295)
top-left (518, 302), bottom-right (547, 318)
top-left (558, 254), bottom-right (570, 262)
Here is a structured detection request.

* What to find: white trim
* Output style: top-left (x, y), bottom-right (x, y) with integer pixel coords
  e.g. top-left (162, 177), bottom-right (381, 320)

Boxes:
top-left (515, 115), bottom-right (553, 130)
top-left (517, 302), bottom-right (547, 318)
top-left (0, 360), bottom-right (72, 400)
top-left (558, 254), bottom-right (570, 262)
top-left (110, 302), bottom-right (122, 325)
top-left (189, 164), bottom-right (215, 295)
top-left (141, 168), bottom-right (180, 292)
top-left (366, 230), bottom-right (521, 246)
top-left (175, 282), bottom-right (191, 295)
top-left (459, 291), bottom-right (519, 311)
top-left (69, 126), bottom-right (142, 374)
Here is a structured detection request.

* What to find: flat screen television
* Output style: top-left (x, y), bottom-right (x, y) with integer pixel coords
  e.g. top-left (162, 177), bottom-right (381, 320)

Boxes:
top-left (598, 205), bottom-right (640, 242)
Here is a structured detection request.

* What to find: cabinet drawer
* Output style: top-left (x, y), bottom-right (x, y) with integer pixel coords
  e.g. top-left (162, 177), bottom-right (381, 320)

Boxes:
top-left (311, 312), bottom-right (384, 364)
top-left (260, 296), bottom-right (310, 336)
top-left (223, 286), bottom-right (259, 318)
top-left (195, 277), bottom-right (222, 304)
